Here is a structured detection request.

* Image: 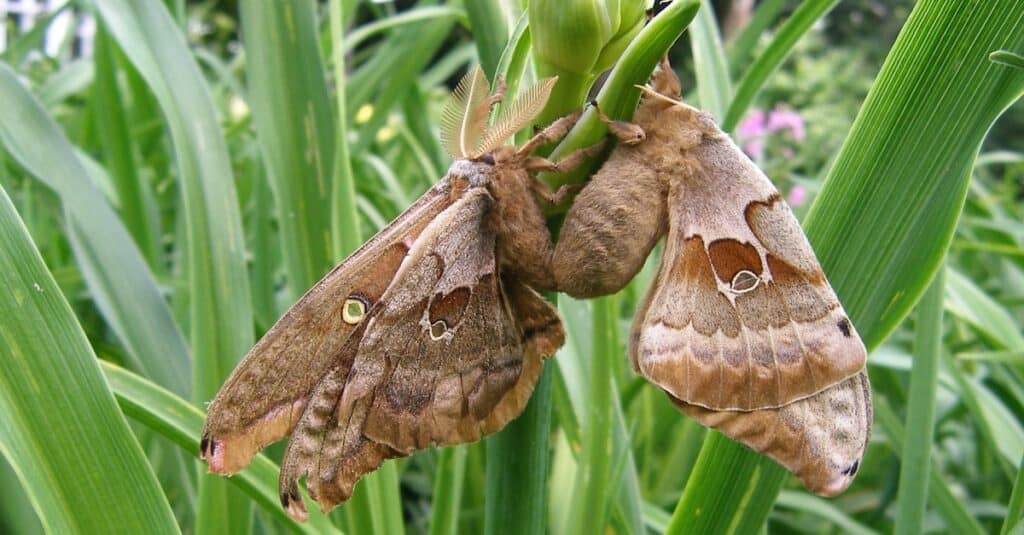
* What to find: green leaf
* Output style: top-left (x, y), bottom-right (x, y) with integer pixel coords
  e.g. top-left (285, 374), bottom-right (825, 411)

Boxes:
top-left (0, 62), bottom-right (191, 397)
top-left (329, 0), bottom-right (364, 260)
top-left (241, 0), bottom-right (335, 297)
top-left (723, 0), bottom-right (840, 131)
top-left (894, 267), bottom-right (945, 535)
top-left (0, 183), bottom-right (178, 534)
top-left (91, 0), bottom-right (256, 531)
top-left (689, 0), bottom-right (732, 120)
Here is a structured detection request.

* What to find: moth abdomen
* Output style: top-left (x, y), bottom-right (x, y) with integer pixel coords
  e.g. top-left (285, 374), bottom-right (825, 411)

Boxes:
top-left (553, 153), bottom-right (667, 298)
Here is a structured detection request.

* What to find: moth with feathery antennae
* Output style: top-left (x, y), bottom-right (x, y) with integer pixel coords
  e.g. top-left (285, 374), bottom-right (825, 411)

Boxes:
top-left (199, 68), bottom-right (603, 521)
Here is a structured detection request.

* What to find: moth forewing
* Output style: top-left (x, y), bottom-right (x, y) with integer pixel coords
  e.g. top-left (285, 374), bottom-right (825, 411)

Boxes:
top-left (200, 182), bottom-right (454, 475)
top-left (634, 129), bottom-right (867, 411)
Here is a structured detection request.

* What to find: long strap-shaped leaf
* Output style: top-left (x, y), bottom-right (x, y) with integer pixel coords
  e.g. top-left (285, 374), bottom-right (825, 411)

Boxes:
top-left (0, 63), bottom-right (191, 398)
top-left (0, 184), bottom-right (178, 534)
top-left (91, 1), bottom-right (256, 532)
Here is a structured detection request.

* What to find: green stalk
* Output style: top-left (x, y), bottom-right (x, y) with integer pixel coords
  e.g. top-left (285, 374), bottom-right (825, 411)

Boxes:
top-left (874, 399), bottom-right (986, 535)
top-left (429, 447), bottom-right (468, 535)
top-left (565, 295), bottom-right (617, 535)
top-left (241, 0), bottom-right (335, 297)
top-left (894, 266), bottom-right (945, 535)
top-left (723, 0), bottom-right (840, 131)
top-left (484, 368), bottom-right (554, 535)
top-left (329, 0), bottom-right (363, 260)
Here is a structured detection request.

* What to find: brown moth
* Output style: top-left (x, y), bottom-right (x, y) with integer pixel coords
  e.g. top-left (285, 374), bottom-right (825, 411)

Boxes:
top-left (549, 60), bottom-right (872, 495)
top-left (200, 67), bottom-right (601, 520)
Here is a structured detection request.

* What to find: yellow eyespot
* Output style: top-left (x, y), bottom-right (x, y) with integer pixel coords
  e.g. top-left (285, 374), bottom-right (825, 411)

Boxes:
top-left (730, 270), bottom-right (760, 293)
top-left (429, 320), bottom-right (448, 340)
top-left (342, 297), bottom-right (367, 325)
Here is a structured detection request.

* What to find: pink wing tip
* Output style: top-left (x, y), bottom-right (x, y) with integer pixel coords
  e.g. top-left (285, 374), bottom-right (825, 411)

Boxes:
top-left (285, 500), bottom-right (309, 523)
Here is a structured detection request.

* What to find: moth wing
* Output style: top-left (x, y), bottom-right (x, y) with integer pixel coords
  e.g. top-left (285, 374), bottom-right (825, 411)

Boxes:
top-left (201, 182), bottom-right (454, 474)
top-left (670, 370), bottom-right (871, 496)
top-left (278, 187), bottom-right (563, 517)
top-left (632, 120), bottom-right (866, 411)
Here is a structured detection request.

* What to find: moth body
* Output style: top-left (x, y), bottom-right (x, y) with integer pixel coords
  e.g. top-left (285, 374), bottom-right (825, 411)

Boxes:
top-left (200, 68), bottom-right (580, 521)
top-left (553, 62), bottom-right (872, 497)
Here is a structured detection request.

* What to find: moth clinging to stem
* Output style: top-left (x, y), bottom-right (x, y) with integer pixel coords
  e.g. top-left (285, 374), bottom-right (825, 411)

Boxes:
top-left (200, 67), bottom-right (604, 521)
top-left (552, 58), bottom-right (872, 496)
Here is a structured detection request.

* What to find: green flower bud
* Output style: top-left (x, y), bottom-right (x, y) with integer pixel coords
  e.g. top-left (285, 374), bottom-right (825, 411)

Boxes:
top-left (529, 0), bottom-right (651, 78)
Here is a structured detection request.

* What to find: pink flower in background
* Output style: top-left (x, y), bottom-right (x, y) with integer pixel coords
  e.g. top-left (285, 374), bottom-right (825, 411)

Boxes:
top-left (787, 185), bottom-right (807, 207)
top-left (737, 108), bottom-right (769, 159)
top-left (736, 106), bottom-right (806, 159)
top-left (767, 108), bottom-right (806, 141)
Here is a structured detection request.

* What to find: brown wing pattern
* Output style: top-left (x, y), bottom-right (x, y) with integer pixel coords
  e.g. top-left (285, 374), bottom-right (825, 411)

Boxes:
top-left (277, 187), bottom-right (563, 519)
top-left (671, 370), bottom-right (872, 495)
top-left (201, 181), bottom-right (453, 474)
top-left (632, 131), bottom-right (866, 411)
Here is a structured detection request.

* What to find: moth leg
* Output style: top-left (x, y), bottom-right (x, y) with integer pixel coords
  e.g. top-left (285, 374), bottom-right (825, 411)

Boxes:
top-left (522, 138), bottom-right (606, 174)
top-left (651, 55), bottom-right (682, 98)
top-left (534, 182), bottom-right (584, 206)
top-left (590, 100), bottom-right (646, 145)
top-left (514, 110), bottom-right (583, 157)
top-left (482, 75), bottom-right (507, 112)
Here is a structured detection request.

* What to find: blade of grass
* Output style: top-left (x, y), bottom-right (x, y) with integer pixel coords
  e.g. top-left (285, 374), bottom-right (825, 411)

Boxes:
top-left (92, 28), bottom-right (162, 268)
top-left (466, 0), bottom-right (510, 79)
top-left (875, 397), bottom-right (987, 535)
top-left (946, 267), bottom-right (1024, 351)
top-left (348, 19), bottom-right (455, 154)
top-left (689, 0), bottom-right (732, 120)
top-left (0, 62), bottom-right (191, 397)
top-left (329, 0), bottom-right (363, 259)
top-left (92, 1), bottom-right (257, 531)
top-left (1002, 452), bottom-right (1024, 535)
top-left (565, 295), bottom-right (617, 535)
top-left (483, 367), bottom-right (554, 535)
top-left (722, 0), bottom-right (840, 131)
top-left (894, 266), bottom-right (945, 535)
top-left (725, 0), bottom-right (786, 75)
top-left (342, 6), bottom-right (465, 55)
top-left (428, 446), bottom-right (467, 535)
top-left (241, 0), bottom-right (335, 297)
top-left (0, 183), bottom-right (178, 534)
top-left (775, 490), bottom-right (880, 535)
